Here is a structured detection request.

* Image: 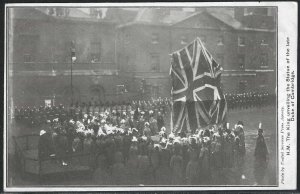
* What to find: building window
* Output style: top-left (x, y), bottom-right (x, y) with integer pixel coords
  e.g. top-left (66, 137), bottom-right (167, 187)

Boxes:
top-left (180, 35), bottom-right (188, 45)
top-left (150, 53), bottom-right (160, 72)
top-left (151, 33), bottom-right (159, 44)
top-left (238, 55), bottom-right (245, 70)
top-left (259, 77), bottom-right (268, 88)
top-left (217, 35), bottom-right (224, 46)
top-left (152, 85), bottom-right (160, 98)
top-left (244, 8), bottom-right (254, 16)
top-left (19, 34), bottom-right (39, 62)
top-left (90, 42), bottom-right (101, 63)
top-left (257, 8), bottom-right (268, 16)
top-left (124, 33), bottom-right (130, 45)
top-left (24, 54), bottom-right (32, 63)
top-left (90, 8), bottom-right (103, 18)
top-left (260, 53), bottom-right (268, 68)
top-left (238, 36), bottom-right (246, 46)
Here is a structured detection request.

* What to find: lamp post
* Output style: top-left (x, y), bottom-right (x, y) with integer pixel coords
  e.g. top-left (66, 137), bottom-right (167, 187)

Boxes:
top-left (71, 41), bottom-right (76, 105)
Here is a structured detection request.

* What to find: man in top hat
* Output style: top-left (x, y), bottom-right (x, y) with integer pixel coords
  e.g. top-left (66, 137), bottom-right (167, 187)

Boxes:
top-left (149, 112), bottom-right (158, 135)
top-left (157, 112), bottom-right (164, 132)
top-left (223, 123), bottom-right (235, 169)
top-left (254, 123), bottom-right (269, 185)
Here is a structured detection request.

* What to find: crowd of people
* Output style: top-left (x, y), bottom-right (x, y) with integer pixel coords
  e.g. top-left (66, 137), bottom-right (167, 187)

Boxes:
top-left (225, 91), bottom-right (274, 110)
top-left (13, 95), bottom-right (271, 185)
top-left (35, 102), bottom-right (269, 185)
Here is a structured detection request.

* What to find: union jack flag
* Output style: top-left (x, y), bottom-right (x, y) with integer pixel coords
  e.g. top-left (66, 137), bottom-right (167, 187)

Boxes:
top-left (170, 37), bottom-right (227, 134)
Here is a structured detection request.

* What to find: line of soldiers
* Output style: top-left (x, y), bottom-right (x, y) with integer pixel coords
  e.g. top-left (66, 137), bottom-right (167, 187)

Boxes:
top-left (225, 91), bottom-right (275, 110)
top-left (38, 108), bottom-right (269, 185)
top-left (13, 91), bottom-right (275, 128)
top-left (14, 98), bottom-right (171, 128)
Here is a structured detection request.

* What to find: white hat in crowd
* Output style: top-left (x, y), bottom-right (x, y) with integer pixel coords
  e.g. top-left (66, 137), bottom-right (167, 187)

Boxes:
top-left (168, 133), bottom-right (175, 139)
top-left (161, 126), bottom-right (166, 131)
top-left (160, 138), bottom-right (167, 144)
top-left (40, 130), bottom-right (46, 136)
top-left (132, 136), bottom-right (138, 142)
top-left (141, 135), bottom-right (147, 141)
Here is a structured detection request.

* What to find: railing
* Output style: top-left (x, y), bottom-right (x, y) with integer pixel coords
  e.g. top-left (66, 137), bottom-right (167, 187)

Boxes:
top-left (11, 62), bottom-right (118, 72)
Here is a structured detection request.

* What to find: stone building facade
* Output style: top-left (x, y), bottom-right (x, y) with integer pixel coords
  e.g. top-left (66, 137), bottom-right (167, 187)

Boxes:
top-left (8, 7), bottom-right (276, 106)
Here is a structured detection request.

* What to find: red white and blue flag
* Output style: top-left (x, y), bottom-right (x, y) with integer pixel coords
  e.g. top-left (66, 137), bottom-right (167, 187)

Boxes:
top-left (170, 37), bottom-right (227, 134)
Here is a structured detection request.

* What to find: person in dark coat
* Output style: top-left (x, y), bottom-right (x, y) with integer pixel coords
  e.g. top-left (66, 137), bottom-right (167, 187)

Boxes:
top-left (126, 136), bottom-right (139, 185)
top-left (170, 144), bottom-right (184, 185)
top-left (156, 112), bottom-right (164, 132)
top-left (38, 130), bottom-right (53, 159)
top-left (111, 151), bottom-right (126, 185)
top-left (254, 125), bottom-right (269, 185)
top-left (210, 133), bottom-right (223, 185)
top-left (149, 143), bottom-right (161, 184)
top-left (185, 145), bottom-right (199, 185)
top-left (137, 139), bottom-right (151, 185)
top-left (55, 125), bottom-right (69, 166)
top-left (157, 138), bottom-right (171, 185)
top-left (198, 137), bottom-right (211, 184)
top-left (122, 131), bottom-right (132, 163)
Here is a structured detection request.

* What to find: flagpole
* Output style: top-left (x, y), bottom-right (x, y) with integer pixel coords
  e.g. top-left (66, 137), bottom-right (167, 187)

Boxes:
top-left (71, 53), bottom-right (73, 105)
top-left (70, 41), bottom-right (75, 105)
top-left (170, 97), bottom-right (173, 134)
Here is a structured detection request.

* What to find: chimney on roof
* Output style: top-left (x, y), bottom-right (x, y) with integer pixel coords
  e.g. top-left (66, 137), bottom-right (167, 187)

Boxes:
top-left (234, 7), bottom-right (244, 22)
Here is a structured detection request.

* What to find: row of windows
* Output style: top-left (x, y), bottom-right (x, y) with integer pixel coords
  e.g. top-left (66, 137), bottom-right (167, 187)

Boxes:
top-left (22, 40), bottom-right (102, 63)
top-left (124, 33), bottom-right (269, 47)
top-left (147, 52), bottom-right (269, 73)
top-left (218, 53), bottom-right (268, 70)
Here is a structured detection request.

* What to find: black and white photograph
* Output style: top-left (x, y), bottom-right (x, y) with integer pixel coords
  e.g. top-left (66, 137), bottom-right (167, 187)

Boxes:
top-left (3, 2), bottom-right (297, 191)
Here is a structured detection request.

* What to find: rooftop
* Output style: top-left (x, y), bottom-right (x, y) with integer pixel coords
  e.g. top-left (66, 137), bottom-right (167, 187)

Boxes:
top-left (12, 7), bottom-right (275, 31)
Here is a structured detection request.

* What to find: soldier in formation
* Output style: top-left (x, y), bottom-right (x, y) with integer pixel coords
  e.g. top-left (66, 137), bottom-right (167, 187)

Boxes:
top-left (225, 91), bottom-right (274, 110)
top-left (14, 97), bottom-right (170, 129)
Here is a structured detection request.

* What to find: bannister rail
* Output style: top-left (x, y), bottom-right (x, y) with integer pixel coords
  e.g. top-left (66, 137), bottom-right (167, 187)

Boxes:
top-left (10, 62), bottom-right (118, 71)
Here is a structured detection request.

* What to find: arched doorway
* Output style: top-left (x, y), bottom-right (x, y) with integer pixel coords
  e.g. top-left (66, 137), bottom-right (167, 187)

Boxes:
top-left (89, 84), bottom-right (106, 102)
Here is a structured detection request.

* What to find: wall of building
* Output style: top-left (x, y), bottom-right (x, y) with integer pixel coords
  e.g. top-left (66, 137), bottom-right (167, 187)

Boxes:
top-left (120, 12), bottom-right (276, 96)
top-left (11, 73), bottom-right (139, 107)
top-left (9, 8), bottom-right (277, 106)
